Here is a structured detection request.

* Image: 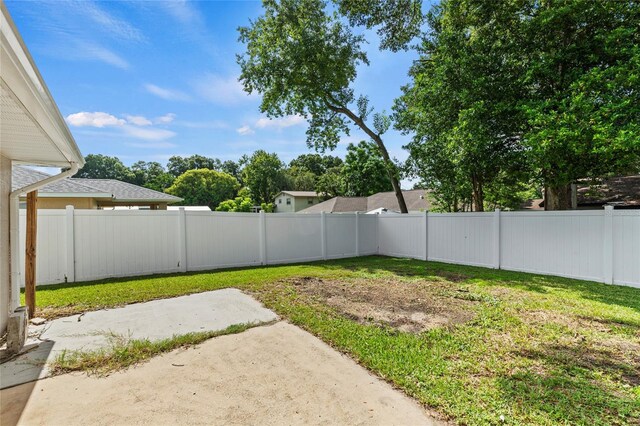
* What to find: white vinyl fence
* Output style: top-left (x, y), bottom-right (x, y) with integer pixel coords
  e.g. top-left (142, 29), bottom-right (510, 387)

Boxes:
top-left (19, 206), bottom-right (640, 288)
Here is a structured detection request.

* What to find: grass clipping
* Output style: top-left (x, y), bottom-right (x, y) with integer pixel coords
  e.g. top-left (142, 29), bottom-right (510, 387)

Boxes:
top-left (50, 322), bottom-right (267, 377)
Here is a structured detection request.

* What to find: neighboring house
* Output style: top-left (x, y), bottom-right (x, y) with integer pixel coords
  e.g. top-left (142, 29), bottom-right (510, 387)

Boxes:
top-left (299, 189), bottom-right (430, 214)
top-left (12, 166), bottom-right (182, 210)
top-left (274, 191), bottom-right (321, 213)
top-left (1, 3), bottom-right (84, 352)
top-left (522, 175), bottom-right (640, 210)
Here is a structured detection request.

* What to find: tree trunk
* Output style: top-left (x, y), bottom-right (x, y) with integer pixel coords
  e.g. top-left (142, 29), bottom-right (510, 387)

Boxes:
top-left (323, 100), bottom-right (409, 213)
top-left (545, 184), bottom-right (572, 210)
top-left (471, 177), bottom-right (484, 212)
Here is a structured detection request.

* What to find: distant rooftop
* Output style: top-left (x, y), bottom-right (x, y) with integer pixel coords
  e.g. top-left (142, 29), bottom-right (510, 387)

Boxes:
top-left (300, 189), bottom-right (430, 213)
top-left (12, 166), bottom-right (182, 203)
top-left (278, 190), bottom-right (320, 197)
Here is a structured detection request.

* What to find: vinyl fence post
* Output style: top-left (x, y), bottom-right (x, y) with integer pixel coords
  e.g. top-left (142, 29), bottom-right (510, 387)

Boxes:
top-left (259, 210), bottom-right (267, 265)
top-left (424, 210), bottom-right (429, 261)
top-left (603, 205), bottom-right (614, 284)
top-left (493, 208), bottom-right (501, 269)
top-left (355, 212), bottom-right (360, 257)
top-left (321, 211), bottom-right (327, 260)
top-left (178, 207), bottom-right (187, 273)
top-left (65, 205), bottom-right (75, 283)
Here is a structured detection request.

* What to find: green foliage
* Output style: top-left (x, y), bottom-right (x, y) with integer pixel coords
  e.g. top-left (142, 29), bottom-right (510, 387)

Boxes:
top-left (260, 202), bottom-right (275, 213)
top-left (395, 0), bottom-right (529, 211)
top-left (519, 0), bottom-right (640, 208)
top-left (342, 141), bottom-right (392, 196)
top-left (237, 0), bottom-right (408, 211)
top-left (220, 160), bottom-right (243, 185)
top-left (397, 0), bottom-right (640, 211)
top-left (165, 169), bottom-right (239, 210)
top-left (130, 161), bottom-right (174, 192)
top-left (215, 196), bottom-right (253, 212)
top-left (314, 166), bottom-right (345, 199)
top-left (242, 150), bottom-right (286, 204)
top-left (288, 154), bottom-right (343, 176)
top-left (284, 166), bottom-right (317, 191)
top-left (167, 155), bottom-right (222, 178)
top-left (334, 0), bottom-right (424, 51)
top-left (75, 154), bottom-right (135, 182)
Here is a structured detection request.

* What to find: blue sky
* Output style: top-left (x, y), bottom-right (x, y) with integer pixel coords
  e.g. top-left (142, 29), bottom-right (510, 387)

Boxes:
top-left (6, 0), bottom-right (421, 176)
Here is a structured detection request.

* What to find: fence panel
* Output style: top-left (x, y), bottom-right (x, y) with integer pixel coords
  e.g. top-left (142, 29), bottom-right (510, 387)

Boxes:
top-left (19, 210), bottom-right (66, 286)
top-left (358, 214), bottom-right (378, 255)
top-left (185, 212), bottom-right (261, 270)
top-left (612, 210), bottom-right (640, 287)
top-left (73, 210), bottom-right (181, 282)
top-left (325, 214), bottom-right (357, 259)
top-left (428, 213), bottom-right (494, 267)
top-left (21, 208), bottom-right (640, 288)
top-left (378, 214), bottom-right (425, 259)
top-left (265, 213), bottom-right (323, 264)
top-left (500, 211), bottom-right (605, 282)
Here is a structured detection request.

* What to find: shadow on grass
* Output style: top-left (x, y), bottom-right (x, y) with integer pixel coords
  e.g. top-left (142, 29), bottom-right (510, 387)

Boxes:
top-left (30, 255), bottom-right (640, 313)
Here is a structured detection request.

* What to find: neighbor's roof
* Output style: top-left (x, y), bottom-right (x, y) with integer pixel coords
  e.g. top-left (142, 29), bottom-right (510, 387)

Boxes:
top-left (12, 166), bottom-right (111, 198)
top-left (12, 166), bottom-right (182, 203)
top-left (300, 189), bottom-right (430, 213)
top-left (73, 179), bottom-right (182, 203)
top-left (278, 190), bottom-right (320, 198)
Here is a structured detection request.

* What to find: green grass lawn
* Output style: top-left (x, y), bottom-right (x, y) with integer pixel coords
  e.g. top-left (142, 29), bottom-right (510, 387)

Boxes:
top-left (26, 256), bottom-right (640, 425)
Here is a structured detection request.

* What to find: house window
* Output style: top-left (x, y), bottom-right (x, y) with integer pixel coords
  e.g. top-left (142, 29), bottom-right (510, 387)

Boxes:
top-left (308, 198), bottom-right (314, 205)
top-left (278, 198), bottom-right (282, 204)
top-left (286, 198), bottom-right (291, 205)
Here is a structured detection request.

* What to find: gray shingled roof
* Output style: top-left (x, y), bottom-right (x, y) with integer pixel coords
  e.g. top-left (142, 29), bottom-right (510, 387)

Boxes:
top-left (12, 166), bottom-right (182, 203)
top-left (73, 179), bottom-right (182, 202)
top-left (299, 189), bottom-right (430, 213)
top-left (12, 166), bottom-right (112, 196)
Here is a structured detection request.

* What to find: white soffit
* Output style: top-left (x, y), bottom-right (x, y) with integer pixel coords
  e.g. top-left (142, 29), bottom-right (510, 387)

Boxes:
top-left (0, 3), bottom-right (84, 167)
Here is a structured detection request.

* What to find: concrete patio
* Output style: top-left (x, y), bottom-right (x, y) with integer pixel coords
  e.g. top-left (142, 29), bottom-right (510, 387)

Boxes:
top-left (0, 289), bottom-right (438, 425)
top-left (0, 289), bottom-right (278, 389)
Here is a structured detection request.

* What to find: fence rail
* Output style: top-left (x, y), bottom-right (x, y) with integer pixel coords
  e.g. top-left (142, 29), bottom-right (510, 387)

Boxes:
top-left (19, 206), bottom-right (640, 288)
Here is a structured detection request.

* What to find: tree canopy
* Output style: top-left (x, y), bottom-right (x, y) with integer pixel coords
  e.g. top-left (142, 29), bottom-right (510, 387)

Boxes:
top-left (342, 141), bottom-right (393, 196)
top-left (74, 154), bottom-right (135, 182)
top-left (242, 150), bottom-right (286, 205)
top-left (165, 169), bottom-right (239, 210)
top-left (237, 0), bottom-right (408, 212)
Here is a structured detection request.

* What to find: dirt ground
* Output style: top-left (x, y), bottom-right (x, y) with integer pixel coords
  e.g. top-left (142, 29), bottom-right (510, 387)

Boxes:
top-left (1, 322), bottom-right (440, 426)
top-left (285, 277), bottom-right (480, 333)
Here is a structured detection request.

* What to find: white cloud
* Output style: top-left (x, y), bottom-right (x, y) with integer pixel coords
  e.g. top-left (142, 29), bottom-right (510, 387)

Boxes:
top-left (155, 113), bottom-right (176, 124)
top-left (236, 125), bottom-right (255, 136)
top-left (176, 119), bottom-right (227, 129)
top-left (192, 74), bottom-right (256, 105)
top-left (144, 84), bottom-right (191, 101)
top-left (125, 115), bottom-right (152, 126)
top-left (159, 0), bottom-right (203, 26)
top-left (76, 42), bottom-right (130, 69)
top-left (122, 125), bottom-right (176, 141)
top-left (255, 115), bottom-right (306, 129)
top-left (67, 111), bottom-right (176, 141)
top-left (66, 112), bottom-right (125, 128)
top-left (78, 1), bottom-right (146, 43)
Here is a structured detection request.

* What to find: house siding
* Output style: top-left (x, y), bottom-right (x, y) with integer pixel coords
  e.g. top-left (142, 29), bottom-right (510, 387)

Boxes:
top-left (1, 155), bottom-right (11, 333)
top-left (274, 193), bottom-right (320, 213)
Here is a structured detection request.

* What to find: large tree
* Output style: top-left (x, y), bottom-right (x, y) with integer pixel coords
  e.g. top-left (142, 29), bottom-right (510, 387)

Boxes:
top-left (237, 0), bottom-right (409, 212)
top-left (165, 169), bottom-right (239, 210)
top-left (289, 154), bottom-right (343, 177)
top-left (394, 0), bottom-right (529, 211)
top-left (519, 0), bottom-right (640, 209)
top-left (242, 150), bottom-right (287, 205)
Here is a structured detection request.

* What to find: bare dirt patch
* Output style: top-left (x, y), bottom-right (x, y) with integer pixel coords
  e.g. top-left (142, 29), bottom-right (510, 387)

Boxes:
top-left (284, 277), bottom-right (480, 333)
